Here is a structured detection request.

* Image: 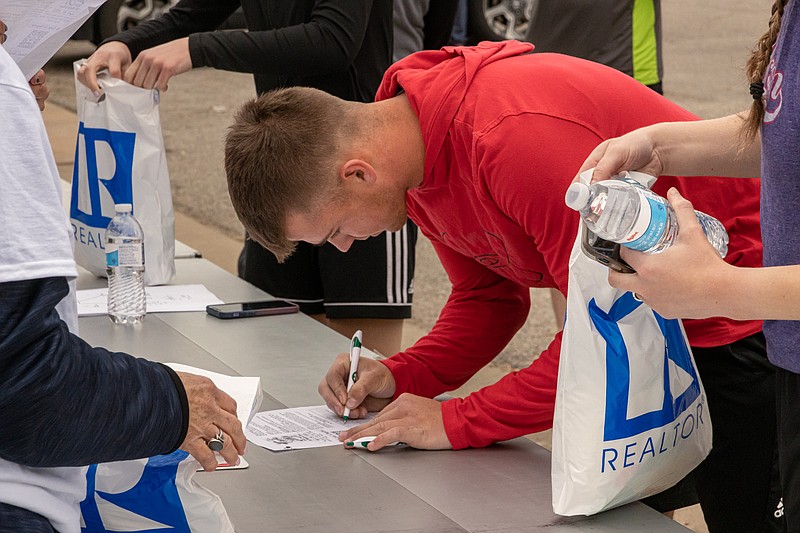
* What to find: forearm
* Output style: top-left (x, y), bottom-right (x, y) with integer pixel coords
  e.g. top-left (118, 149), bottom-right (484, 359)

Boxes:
top-left (0, 278), bottom-right (187, 467)
top-left (718, 265), bottom-right (800, 320)
top-left (104, 0), bottom-right (237, 59)
top-left (190, 28), bottom-right (357, 74)
top-left (384, 280), bottom-right (530, 399)
top-left (652, 113), bottom-right (762, 177)
top-left (442, 334), bottom-right (562, 449)
top-left (190, 1), bottom-right (372, 75)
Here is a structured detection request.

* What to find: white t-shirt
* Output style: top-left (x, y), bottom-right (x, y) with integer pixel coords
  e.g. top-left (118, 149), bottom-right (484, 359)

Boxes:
top-left (0, 45), bottom-right (86, 533)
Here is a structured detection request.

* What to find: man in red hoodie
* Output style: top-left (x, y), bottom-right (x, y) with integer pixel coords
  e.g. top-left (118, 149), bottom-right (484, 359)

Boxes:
top-left (224, 42), bottom-right (781, 530)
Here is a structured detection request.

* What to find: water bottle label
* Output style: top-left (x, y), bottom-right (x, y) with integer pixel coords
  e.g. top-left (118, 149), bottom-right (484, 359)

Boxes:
top-left (106, 249), bottom-right (119, 267)
top-left (106, 242), bottom-right (144, 268)
top-left (626, 195), bottom-right (670, 251)
top-left (106, 241), bottom-right (118, 267)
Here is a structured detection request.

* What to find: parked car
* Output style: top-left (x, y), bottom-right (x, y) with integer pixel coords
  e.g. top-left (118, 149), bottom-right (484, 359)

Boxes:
top-left (75, 0), bottom-right (533, 46)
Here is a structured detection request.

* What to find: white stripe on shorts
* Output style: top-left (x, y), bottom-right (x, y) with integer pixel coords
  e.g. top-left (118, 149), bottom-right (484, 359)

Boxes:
top-left (385, 226), bottom-right (408, 304)
top-left (401, 224), bottom-right (409, 304)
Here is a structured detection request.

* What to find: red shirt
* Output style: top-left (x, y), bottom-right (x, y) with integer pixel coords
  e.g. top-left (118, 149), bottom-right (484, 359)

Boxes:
top-left (375, 41), bottom-right (763, 449)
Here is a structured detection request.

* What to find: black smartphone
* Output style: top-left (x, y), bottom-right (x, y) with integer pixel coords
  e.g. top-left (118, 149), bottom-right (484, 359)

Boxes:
top-left (580, 225), bottom-right (636, 274)
top-left (206, 299), bottom-right (300, 319)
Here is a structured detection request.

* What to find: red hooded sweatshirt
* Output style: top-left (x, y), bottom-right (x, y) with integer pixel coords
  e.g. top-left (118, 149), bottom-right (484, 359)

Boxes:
top-left (375, 41), bottom-right (763, 449)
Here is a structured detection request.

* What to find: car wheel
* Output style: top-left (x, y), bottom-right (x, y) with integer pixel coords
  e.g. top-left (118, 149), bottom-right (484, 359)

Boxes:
top-left (467, 0), bottom-right (536, 42)
top-left (116, 0), bottom-right (181, 34)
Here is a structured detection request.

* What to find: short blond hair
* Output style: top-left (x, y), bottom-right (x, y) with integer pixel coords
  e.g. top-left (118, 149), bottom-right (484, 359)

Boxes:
top-left (225, 87), bottom-right (349, 261)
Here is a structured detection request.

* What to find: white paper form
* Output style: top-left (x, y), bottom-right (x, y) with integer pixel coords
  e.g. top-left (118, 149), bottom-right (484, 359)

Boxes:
top-left (246, 405), bottom-right (377, 452)
top-left (3, 0), bottom-right (107, 79)
top-left (77, 284), bottom-right (224, 316)
top-left (166, 363), bottom-right (263, 427)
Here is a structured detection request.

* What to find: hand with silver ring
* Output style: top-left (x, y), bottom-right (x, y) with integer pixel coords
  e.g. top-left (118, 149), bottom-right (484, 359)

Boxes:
top-left (207, 432), bottom-right (225, 452)
top-left (176, 372), bottom-right (245, 471)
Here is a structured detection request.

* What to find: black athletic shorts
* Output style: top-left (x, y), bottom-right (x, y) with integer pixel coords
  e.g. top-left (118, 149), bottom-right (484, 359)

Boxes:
top-left (643, 332), bottom-right (785, 532)
top-left (238, 221), bottom-right (416, 319)
top-left (775, 366), bottom-right (800, 529)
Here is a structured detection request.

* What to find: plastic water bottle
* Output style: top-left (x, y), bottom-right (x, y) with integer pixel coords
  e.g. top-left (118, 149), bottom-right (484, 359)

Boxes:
top-left (105, 203), bottom-right (146, 324)
top-left (564, 175), bottom-right (729, 257)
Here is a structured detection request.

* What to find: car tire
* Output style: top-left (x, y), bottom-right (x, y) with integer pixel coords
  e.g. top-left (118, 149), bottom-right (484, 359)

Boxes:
top-left (467, 0), bottom-right (535, 43)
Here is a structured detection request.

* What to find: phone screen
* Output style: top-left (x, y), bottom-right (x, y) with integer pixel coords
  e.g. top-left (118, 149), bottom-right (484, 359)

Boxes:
top-left (581, 226), bottom-right (636, 274)
top-left (207, 300), bottom-right (299, 318)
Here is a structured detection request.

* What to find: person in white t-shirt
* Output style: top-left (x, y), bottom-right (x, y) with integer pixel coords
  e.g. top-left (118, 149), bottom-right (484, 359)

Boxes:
top-left (0, 22), bottom-right (246, 532)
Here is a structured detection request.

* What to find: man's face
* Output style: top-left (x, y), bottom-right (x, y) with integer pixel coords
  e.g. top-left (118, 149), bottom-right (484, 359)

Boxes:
top-left (285, 183), bottom-right (407, 252)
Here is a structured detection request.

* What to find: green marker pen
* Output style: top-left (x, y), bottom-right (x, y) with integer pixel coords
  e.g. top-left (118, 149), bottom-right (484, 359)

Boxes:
top-left (342, 330), bottom-right (362, 422)
top-left (345, 436), bottom-right (405, 449)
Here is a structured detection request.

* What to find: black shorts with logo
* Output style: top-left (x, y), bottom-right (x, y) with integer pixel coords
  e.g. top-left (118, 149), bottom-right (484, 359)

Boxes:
top-left (775, 366), bottom-right (800, 529)
top-left (238, 221), bottom-right (416, 319)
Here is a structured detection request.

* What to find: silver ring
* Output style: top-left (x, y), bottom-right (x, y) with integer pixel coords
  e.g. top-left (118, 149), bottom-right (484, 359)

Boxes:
top-left (632, 292), bottom-right (643, 302)
top-left (207, 432), bottom-right (224, 452)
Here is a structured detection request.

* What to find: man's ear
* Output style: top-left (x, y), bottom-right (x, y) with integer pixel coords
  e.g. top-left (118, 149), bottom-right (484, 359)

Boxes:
top-left (341, 159), bottom-right (377, 184)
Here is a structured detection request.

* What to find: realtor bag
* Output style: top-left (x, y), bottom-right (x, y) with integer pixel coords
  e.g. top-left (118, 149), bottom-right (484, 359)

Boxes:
top-left (551, 189), bottom-right (713, 515)
top-left (79, 365), bottom-right (263, 532)
top-left (80, 450), bottom-right (235, 533)
top-left (70, 61), bottom-right (175, 285)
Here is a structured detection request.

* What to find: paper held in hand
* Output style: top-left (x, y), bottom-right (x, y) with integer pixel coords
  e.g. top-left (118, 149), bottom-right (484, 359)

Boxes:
top-left (3, 0), bottom-right (107, 79)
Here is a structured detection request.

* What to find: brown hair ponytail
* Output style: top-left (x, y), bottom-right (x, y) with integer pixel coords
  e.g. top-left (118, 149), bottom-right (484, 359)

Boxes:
top-left (743, 0), bottom-right (788, 143)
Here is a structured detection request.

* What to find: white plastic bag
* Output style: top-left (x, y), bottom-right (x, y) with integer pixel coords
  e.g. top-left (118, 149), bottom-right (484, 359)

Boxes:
top-left (70, 61), bottom-right (175, 285)
top-left (551, 172), bottom-right (712, 516)
top-left (79, 365), bottom-right (263, 532)
top-left (79, 450), bottom-right (235, 533)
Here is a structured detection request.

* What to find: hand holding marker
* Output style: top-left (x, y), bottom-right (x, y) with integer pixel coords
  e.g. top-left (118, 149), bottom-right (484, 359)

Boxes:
top-left (342, 330), bottom-right (362, 422)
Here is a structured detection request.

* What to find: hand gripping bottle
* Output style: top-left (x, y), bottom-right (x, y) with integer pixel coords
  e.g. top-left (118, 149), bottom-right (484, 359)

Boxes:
top-left (565, 172), bottom-right (728, 257)
top-left (105, 203), bottom-right (146, 324)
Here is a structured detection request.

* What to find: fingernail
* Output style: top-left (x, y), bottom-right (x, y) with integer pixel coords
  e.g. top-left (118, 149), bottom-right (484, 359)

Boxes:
top-left (234, 456), bottom-right (241, 466)
top-left (92, 90), bottom-right (100, 98)
top-left (346, 398), bottom-right (358, 409)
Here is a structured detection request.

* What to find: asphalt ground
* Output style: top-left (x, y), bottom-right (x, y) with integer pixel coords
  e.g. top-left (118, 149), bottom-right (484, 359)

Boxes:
top-left (40, 2), bottom-right (774, 528)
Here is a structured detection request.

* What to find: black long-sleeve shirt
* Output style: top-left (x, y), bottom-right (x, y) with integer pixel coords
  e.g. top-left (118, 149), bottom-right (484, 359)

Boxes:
top-left (108, 0), bottom-right (393, 102)
top-left (0, 277), bottom-right (188, 468)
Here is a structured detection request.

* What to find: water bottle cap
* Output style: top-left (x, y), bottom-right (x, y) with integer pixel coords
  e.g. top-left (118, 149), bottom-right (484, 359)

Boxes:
top-left (564, 182), bottom-right (590, 210)
top-left (115, 203), bottom-right (133, 213)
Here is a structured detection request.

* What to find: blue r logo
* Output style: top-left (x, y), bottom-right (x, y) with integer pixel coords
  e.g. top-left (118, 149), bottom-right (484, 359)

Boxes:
top-left (588, 293), bottom-right (701, 441)
top-left (70, 122), bottom-right (136, 229)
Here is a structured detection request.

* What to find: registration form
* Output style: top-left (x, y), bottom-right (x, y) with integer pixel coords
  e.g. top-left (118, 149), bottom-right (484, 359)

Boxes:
top-left (3, 0), bottom-right (107, 79)
top-left (246, 405), bottom-right (377, 451)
